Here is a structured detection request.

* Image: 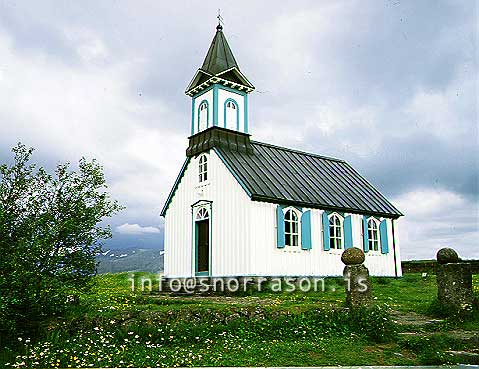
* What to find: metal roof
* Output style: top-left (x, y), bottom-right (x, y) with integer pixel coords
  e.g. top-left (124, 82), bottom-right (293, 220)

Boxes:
top-left (185, 25), bottom-right (254, 95)
top-left (215, 141), bottom-right (403, 218)
top-left (201, 24), bottom-right (238, 75)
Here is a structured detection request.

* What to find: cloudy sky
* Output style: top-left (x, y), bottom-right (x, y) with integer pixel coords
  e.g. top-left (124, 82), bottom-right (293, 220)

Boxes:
top-left (0, 1), bottom-right (477, 260)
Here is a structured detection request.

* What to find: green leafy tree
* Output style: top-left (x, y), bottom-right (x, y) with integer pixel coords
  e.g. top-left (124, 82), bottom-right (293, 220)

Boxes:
top-left (0, 143), bottom-right (123, 344)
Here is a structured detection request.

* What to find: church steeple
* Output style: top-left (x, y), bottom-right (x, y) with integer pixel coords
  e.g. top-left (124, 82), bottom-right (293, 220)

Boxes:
top-left (187, 24), bottom-right (254, 136)
top-left (200, 24), bottom-right (238, 76)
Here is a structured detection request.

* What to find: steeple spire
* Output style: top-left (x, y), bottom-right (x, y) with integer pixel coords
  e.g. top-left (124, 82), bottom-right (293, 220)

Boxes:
top-left (185, 22), bottom-right (254, 96)
top-left (200, 24), bottom-right (238, 75)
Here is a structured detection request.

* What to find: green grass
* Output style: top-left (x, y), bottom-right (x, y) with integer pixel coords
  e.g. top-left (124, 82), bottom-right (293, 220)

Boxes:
top-left (1, 272), bottom-right (478, 367)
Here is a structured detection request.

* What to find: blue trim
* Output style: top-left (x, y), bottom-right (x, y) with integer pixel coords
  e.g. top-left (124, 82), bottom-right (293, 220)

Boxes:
top-left (380, 219), bottom-right (389, 254)
top-left (277, 205), bottom-right (286, 248)
top-left (322, 211), bottom-right (330, 251)
top-left (194, 220), bottom-right (199, 274)
top-left (160, 158), bottom-right (190, 216)
top-left (223, 98), bottom-right (240, 130)
top-left (213, 85), bottom-right (219, 126)
top-left (194, 205), bottom-right (212, 277)
top-left (197, 100), bottom-right (209, 132)
top-left (194, 84), bottom-right (248, 131)
top-left (344, 215), bottom-right (353, 249)
top-left (244, 94), bottom-right (248, 133)
top-left (362, 216), bottom-right (369, 252)
top-left (212, 202), bottom-right (213, 276)
top-left (213, 147), bottom-right (252, 197)
top-left (191, 207), bottom-right (194, 275)
top-left (191, 98), bottom-right (195, 135)
top-left (301, 210), bottom-right (312, 250)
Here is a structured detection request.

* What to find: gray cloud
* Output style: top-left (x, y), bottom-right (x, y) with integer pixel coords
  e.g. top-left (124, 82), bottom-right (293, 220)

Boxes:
top-left (0, 1), bottom-right (476, 259)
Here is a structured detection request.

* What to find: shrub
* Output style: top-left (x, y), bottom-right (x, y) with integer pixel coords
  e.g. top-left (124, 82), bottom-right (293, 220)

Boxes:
top-left (0, 144), bottom-right (122, 346)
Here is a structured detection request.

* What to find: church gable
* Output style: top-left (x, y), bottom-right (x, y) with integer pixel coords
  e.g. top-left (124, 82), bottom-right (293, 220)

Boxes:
top-left (160, 139), bottom-right (251, 217)
top-left (162, 127), bottom-right (402, 219)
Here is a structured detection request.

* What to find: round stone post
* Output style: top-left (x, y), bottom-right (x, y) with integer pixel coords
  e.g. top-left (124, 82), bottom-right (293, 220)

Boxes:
top-left (342, 248), bottom-right (372, 308)
top-left (436, 248), bottom-right (475, 311)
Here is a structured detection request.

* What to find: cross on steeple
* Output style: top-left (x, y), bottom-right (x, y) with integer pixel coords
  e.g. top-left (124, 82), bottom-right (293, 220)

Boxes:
top-left (217, 9), bottom-right (224, 29)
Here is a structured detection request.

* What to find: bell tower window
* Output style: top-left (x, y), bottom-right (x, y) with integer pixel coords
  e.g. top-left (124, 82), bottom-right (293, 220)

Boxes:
top-left (224, 99), bottom-right (238, 131)
top-left (198, 101), bottom-right (209, 132)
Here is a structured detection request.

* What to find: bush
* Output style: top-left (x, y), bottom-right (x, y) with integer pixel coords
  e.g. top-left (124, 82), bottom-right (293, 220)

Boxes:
top-left (0, 144), bottom-right (122, 346)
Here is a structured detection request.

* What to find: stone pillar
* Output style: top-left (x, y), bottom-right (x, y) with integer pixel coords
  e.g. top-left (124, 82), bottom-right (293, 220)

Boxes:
top-left (342, 248), bottom-right (372, 308)
top-left (436, 248), bottom-right (475, 311)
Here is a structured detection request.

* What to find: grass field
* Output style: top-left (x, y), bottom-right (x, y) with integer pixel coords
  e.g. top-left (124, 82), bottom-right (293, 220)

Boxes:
top-left (2, 273), bottom-right (478, 367)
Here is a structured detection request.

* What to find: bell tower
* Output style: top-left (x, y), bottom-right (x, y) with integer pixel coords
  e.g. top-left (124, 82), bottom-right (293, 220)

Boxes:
top-left (186, 23), bottom-right (255, 136)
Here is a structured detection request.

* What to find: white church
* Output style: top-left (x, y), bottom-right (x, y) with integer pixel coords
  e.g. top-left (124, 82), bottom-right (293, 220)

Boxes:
top-left (161, 24), bottom-right (403, 278)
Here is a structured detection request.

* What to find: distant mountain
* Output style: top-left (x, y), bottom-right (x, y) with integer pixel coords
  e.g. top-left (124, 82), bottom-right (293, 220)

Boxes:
top-left (96, 247), bottom-right (164, 274)
top-left (103, 233), bottom-right (163, 250)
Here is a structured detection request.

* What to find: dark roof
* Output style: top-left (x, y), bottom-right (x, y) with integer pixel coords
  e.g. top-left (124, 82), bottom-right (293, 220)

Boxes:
top-left (201, 24), bottom-right (238, 75)
top-left (215, 141), bottom-right (403, 218)
top-left (185, 25), bottom-right (254, 94)
top-left (161, 128), bottom-right (402, 218)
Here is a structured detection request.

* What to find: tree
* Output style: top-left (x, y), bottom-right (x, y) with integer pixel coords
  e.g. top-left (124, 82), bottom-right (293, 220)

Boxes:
top-left (0, 143), bottom-right (123, 344)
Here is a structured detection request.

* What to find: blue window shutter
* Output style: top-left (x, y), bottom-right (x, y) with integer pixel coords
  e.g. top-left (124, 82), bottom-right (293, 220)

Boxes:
top-left (301, 210), bottom-right (312, 250)
top-left (380, 219), bottom-right (389, 254)
top-left (344, 215), bottom-right (353, 249)
top-left (276, 205), bottom-right (285, 248)
top-left (363, 216), bottom-right (369, 253)
top-left (322, 211), bottom-right (330, 251)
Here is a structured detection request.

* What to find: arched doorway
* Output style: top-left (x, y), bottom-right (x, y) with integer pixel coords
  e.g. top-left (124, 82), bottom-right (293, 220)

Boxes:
top-left (195, 207), bottom-right (210, 275)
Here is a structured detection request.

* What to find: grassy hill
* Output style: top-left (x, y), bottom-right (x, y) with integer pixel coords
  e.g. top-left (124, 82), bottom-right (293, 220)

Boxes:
top-left (2, 273), bottom-right (478, 367)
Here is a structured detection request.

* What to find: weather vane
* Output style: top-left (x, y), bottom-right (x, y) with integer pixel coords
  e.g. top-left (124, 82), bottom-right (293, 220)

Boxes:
top-left (217, 9), bottom-right (224, 27)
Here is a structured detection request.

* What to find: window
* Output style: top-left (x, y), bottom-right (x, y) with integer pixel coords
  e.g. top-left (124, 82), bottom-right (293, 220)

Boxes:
top-left (198, 101), bottom-right (208, 131)
top-left (284, 208), bottom-right (299, 247)
top-left (329, 214), bottom-right (343, 249)
top-left (198, 155), bottom-right (207, 182)
top-left (224, 99), bottom-right (238, 130)
top-left (368, 218), bottom-right (380, 251)
top-left (196, 207), bottom-right (209, 220)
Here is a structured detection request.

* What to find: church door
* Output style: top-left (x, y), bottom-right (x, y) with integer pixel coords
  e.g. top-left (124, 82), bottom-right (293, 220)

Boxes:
top-left (196, 220), bottom-right (209, 274)
top-left (194, 206), bottom-right (210, 275)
